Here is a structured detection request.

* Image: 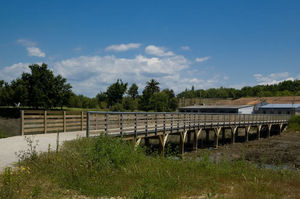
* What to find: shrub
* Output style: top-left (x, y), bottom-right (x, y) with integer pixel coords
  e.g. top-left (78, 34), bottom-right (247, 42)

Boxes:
top-left (288, 115), bottom-right (300, 131)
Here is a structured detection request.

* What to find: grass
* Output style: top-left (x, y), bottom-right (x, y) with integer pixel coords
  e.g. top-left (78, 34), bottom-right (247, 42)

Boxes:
top-left (1, 135), bottom-right (300, 199)
top-left (288, 115), bottom-right (300, 131)
top-left (0, 130), bottom-right (7, 139)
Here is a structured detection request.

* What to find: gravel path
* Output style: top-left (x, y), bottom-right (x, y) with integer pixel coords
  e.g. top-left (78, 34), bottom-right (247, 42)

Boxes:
top-left (0, 131), bottom-right (87, 171)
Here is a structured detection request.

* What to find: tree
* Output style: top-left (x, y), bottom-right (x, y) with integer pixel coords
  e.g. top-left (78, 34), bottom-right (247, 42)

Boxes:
top-left (2, 63), bottom-right (72, 109)
top-left (139, 79), bottom-right (161, 111)
top-left (145, 79), bottom-right (160, 95)
top-left (128, 83), bottom-right (139, 99)
top-left (106, 79), bottom-right (128, 107)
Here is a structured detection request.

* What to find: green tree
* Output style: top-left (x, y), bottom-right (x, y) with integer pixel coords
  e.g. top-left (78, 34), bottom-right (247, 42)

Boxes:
top-left (127, 83), bottom-right (139, 99)
top-left (106, 79), bottom-right (128, 107)
top-left (145, 79), bottom-right (160, 94)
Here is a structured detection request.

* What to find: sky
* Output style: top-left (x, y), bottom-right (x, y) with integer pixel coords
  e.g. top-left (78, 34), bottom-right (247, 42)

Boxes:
top-left (0, 0), bottom-right (299, 97)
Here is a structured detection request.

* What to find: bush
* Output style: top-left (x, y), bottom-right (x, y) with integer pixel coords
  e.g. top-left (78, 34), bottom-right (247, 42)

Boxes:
top-left (288, 115), bottom-right (300, 131)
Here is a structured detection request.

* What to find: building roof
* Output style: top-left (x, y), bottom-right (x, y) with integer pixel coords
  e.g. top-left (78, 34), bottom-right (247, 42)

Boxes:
top-left (259, 104), bottom-right (300, 109)
top-left (179, 105), bottom-right (253, 109)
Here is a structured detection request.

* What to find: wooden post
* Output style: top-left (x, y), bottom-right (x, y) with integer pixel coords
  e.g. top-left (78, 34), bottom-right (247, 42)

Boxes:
top-left (44, 110), bottom-right (47, 134)
top-left (257, 125), bottom-right (261, 140)
top-left (20, 110), bottom-right (24, 136)
top-left (63, 111), bottom-right (66, 132)
top-left (267, 124), bottom-right (271, 138)
top-left (245, 126), bottom-right (251, 142)
top-left (180, 131), bottom-right (187, 155)
top-left (81, 111), bottom-right (84, 131)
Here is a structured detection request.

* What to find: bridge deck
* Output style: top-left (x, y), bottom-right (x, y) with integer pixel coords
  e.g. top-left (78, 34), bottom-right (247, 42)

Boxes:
top-left (87, 112), bottom-right (289, 138)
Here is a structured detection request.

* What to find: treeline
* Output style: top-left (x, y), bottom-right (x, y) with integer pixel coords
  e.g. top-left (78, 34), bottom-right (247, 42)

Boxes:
top-left (0, 63), bottom-right (177, 111)
top-left (177, 81), bottom-right (300, 99)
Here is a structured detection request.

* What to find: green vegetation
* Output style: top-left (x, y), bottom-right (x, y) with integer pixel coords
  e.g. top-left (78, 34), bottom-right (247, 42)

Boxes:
top-left (1, 135), bottom-right (300, 199)
top-left (0, 130), bottom-right (7, 138)
top-left (0, 64), bottom-right (178, 112)
top-left (288, 115), bottom-right (300, 131)
top-left (178, 80), bottom-right (300, 99)
top-left (0, 63), bottom-right (72, 109)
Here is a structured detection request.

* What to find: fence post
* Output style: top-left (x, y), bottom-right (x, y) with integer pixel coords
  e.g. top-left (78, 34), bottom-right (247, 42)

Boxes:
top-left (105, 113), bottom-right (108, 134)
top-left (20, 110), bottom-right (24, 136)
top-left (86, 112), bottom-right (90, 137)
top-left (44, 110), bottom-right (47, 134)
top-left (135, 113), bottom-right (138, 137)
top-left (155, 114), bottom-right (158, 135)
top-left (81, 111), bottom-right (84, 131)
top-left (163, 113), bottom-right (166, 134)
top-left (63, 111), bottom-right (66, 132)
top-left (120, 113), bottom-right (123, 137)
top-left (145, 113), bottom-right (148, 136)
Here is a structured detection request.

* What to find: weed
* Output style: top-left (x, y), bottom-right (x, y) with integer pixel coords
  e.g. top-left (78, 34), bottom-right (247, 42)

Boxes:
top-left (15, 136), bottom-right (39, 162)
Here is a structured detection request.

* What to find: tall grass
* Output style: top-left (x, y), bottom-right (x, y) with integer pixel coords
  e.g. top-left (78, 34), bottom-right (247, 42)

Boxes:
top-left (1, 135), bottom-right (300, 198)
top-left (288, 115), bottom-right (300, 131)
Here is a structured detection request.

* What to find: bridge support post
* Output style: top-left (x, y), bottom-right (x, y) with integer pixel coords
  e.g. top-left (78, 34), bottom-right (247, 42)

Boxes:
top-left (279, 124), bottom-right (283, 135)
top-left (193, 128), bottom-right (202, 151)
top-left (214, 127), bottom-right (222, 149)
top-left (179, 131), bottom-right (187, 155)
top-left (257, 125), bottom-right (262, 140)
top-left (267, 124), bottom-right (272, 138)
top-left (245, 126), bottom-right (251, 142)
top-left (134, 138), bottom-right (142, 150)
top-left (231, 126), bottom-right (237, 144)
top-left (158, 134), bottom-right (169, 155)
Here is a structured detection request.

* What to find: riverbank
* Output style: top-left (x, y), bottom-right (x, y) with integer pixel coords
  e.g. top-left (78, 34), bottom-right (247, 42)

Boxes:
top-left (1, 135), bottom-right (300, 199)
top-left (204, 130), bottom-right (300, 169)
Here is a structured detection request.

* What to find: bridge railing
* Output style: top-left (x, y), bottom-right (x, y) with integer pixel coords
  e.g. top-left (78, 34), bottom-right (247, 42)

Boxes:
top-left (86, 112), bottom-right (290, 137)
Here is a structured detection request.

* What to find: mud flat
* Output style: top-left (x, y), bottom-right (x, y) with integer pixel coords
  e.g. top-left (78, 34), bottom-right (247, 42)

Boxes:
top-left (206, 130), bottom-right (300, 168)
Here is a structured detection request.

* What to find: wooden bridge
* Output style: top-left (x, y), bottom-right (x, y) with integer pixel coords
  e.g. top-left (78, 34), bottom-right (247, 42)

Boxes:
top-left (86, 112), bottom-right (290, 154)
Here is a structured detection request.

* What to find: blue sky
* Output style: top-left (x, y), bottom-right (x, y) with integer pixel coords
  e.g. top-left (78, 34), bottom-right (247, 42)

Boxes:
top-left (0, 0), bottom-right (299, 97)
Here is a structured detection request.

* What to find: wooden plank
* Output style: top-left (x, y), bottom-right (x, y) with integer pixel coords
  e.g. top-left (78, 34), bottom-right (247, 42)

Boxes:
top-left (46, 127), bottom-right (64, 132)
top-left (21, 110), bottom-right (24, 136)
top-left (24, 128), bottom-right (45, 133)
top-left (66, 115), bottom-right (82, 118)
top-left (24, 123), bottom-right (44, 128)
top-left (66, 126), bottom-right (82, 130)
top-left (24, 120), bottom-right (44, 125)
top-left (66, 118), bottom-right (82, 122)
top-left (24, 110), bottom-right (45, 114)
top-left (47, 123), bottom-right (64, 127)
top-left (46, 119), bottom-right (64, 123)
top-left (81, 111), bottom-right (84, 131)
top-left (67, 122), bottom-right (82, 126)
top-left (24, 115), bottom-right (44, 119)
top-left (63, 111), bottom-right (66, 132)
top-left (47, 115), bottom-right (64, 119)
top-left (44, 111), bottom-right (47, 134)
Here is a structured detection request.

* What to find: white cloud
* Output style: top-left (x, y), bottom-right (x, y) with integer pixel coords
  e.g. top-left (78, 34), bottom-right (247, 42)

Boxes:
top-left (145, 45), bottom-right (174, 57)
top-left (105, 43), bottom-right (141, 52)
top-left (253, 72), bottom-right (295, 85)
top-left (181, 46), bottom-right (190, 51)
top-left (26, 47), bottom-right (46, 57)
top-left (195, 56), bottom-right (210, 62)
top-left (53, 54), bottom-right (189, 96)
top-left (17, 39), bottom-right (36, 46)
top-left (0, 63), bottom-right (31, 82)
top-left (17, 38), bottom-right (46, 57)
top-left (1, 44), bottom-right (226, 96)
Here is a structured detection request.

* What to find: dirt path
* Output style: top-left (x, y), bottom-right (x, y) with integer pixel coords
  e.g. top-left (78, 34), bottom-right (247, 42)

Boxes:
top-left (0, 131), bottom-right (87, 171)
top-left (208, 130), bottom-right (300, 168)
